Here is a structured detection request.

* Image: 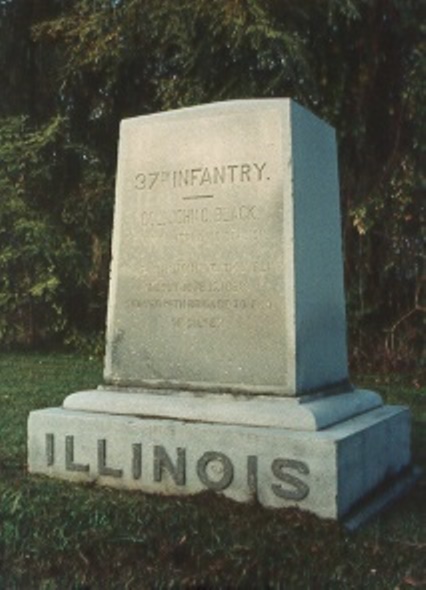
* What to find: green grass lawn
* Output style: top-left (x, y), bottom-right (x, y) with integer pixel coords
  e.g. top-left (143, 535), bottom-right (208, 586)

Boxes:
top-left (0, 353), bottom-right (425, 589)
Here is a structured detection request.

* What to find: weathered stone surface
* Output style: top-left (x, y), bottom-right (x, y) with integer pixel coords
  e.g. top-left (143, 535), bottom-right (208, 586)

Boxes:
top-left (28, 405), bottom-right (411, 520)
top-left (64, 388), bottom-right (383, 431)
top-left (104, 99), bottom-right (348, 396)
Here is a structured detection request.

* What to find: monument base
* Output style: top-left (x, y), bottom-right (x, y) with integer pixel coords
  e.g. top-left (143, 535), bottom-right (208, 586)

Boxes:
top-left (28, 396), bottom-right (415, 524)
top-left (63, 387), bottom-right (383, 431)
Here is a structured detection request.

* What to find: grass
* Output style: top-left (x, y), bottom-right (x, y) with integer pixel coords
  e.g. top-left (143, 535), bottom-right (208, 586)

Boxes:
top-left (0, 353), bottom-right (425, 589)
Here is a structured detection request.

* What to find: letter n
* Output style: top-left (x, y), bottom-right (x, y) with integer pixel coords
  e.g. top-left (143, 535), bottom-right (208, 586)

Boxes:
top-left (153, 446), bottom-right (186, 486)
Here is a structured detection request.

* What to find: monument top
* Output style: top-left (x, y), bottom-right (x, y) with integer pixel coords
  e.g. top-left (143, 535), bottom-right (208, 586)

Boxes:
top-left (104, 99), bottom-right (348, 396)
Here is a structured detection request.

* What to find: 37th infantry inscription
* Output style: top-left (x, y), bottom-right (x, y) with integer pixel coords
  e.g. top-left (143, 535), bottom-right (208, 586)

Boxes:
top-left (134, 161), bottom-right (269, 191)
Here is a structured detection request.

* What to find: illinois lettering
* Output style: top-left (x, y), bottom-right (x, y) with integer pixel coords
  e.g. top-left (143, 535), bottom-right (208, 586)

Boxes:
top-left (45, 433), bottom-right (310, 502)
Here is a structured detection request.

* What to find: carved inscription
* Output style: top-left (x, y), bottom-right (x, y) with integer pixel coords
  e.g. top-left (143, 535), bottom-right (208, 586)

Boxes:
top-left (134, 162), bottom-right (268, 191)
top-left (45, 433), bottom-right (55, 466)
top-left (120, 146), bottom-right (278, 349)
top-left (196, 451), bottom-right (235, 491)
top-left (132, 443), bottom-right (142, 480)
top-left (130, 297), bottom-right (258, 330)
top-left (172, 316), bottom-right (223, 330)
top-left (147, 279), bottom-right (247, 293)
top-left (271, 458), bottom-right (310, 501)
top-left (47, 433), bottom-right (310, 502)
top-left (126, 258), bottom-right (271, 330)
top-left (65, 435), bottom-right (89, 473)
top-left (130, 299), bottom-right (256, 310)
top-left (139, 205), bottom-right (258, 227)
top-left (154, 445), bottom-right (186, 486)
top-left (98, 439), bottom-right (123, 478)
top-left (172, 227), bottom-right (264, 243)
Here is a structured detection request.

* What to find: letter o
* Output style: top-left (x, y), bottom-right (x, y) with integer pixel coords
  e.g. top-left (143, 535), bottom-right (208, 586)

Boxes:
top-left (196, 452), bottom-right (234, 491)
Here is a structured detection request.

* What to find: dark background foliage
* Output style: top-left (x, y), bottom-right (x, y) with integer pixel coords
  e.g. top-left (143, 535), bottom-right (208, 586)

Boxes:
top-left (0, 0), bottom-right (424, 372)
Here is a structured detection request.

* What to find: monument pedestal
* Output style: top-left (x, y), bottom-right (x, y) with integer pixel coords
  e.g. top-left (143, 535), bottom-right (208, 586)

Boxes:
top-left (28, 393), bottom-right (414, 524)
top-left (64, 387), bottom-right (383, 430)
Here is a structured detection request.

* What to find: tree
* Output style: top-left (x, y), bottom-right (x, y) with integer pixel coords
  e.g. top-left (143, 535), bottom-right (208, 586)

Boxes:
top-left (1, 0), bottom-right (423, 368)
top-left (0, 113), bottom-right (113, 347)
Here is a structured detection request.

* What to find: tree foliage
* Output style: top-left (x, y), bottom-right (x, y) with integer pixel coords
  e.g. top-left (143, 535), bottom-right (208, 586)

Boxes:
top-left (0, 0), bottom-right (424, 369)
top-left (0, 113), bottom-right (112, 348)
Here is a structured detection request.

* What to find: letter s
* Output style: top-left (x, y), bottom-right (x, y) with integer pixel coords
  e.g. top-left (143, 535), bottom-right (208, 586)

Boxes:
top-left (271, 458), bottom-right (310, 501)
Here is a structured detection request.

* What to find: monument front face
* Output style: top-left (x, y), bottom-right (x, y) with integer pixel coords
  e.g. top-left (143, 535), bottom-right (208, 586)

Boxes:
top-left (105, 102), bottom-right (296, 393)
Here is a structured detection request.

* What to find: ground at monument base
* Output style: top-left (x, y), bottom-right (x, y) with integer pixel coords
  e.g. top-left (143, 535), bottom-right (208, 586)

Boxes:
top-left (28, 401), bottom-right (413, 523)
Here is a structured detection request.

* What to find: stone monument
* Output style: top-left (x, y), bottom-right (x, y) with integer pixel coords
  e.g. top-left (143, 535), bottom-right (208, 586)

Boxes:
top-left (28, 99), bottom-right (418, 526)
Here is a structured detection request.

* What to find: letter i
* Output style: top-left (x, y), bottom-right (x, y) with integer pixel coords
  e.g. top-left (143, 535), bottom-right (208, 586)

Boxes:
top-left (132, 443), bottom-right (142, 480)
top-left (46, 433), bottom-right (55, 466)
top-left (247, 455), bottom-right (258, 496)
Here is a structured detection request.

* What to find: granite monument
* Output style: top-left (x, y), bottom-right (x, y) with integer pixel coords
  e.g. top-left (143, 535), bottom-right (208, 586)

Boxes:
top-left (28, 99), bottom-right (418, 526)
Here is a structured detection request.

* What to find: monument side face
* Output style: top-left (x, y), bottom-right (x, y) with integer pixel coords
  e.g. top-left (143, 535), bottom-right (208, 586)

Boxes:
top-left (104, 100), bottom-right (297, 393)
top-left (290, 102), bottom-right (348, 392)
